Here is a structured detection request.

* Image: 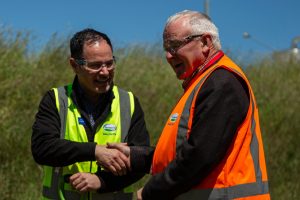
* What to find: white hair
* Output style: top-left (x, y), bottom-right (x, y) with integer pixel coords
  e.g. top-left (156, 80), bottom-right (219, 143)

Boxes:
top-left (165, 10), bottom-right (221, 50)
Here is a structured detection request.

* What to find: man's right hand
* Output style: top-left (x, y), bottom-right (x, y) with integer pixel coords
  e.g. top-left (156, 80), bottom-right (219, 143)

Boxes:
top-left (107, 142), bottom-right (130, 157)
top-left (95, 145), bottom-right (130, 176)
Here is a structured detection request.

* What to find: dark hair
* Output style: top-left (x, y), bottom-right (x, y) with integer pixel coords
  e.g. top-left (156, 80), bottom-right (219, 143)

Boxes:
top-left (70, 28), bottom-right (113, 59)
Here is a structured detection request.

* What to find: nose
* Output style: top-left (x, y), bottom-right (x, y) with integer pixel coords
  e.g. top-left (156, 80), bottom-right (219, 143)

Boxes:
top-left (97, 66), bottom-right (110, 75)
top-left (165, 51), bottom-right (174, 59)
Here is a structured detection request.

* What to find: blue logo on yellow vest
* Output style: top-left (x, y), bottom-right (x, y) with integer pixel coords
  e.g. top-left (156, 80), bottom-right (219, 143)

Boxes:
top-left (169, 113), bottom-right (179, 123)
top-left (78, 117), bottom-right (85, 125)
top-left (103, 124), bottom-right (117, 135)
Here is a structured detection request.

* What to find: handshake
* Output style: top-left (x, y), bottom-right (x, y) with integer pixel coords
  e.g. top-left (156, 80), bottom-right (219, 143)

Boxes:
top-left (95, 142), bottom-right (131, 176)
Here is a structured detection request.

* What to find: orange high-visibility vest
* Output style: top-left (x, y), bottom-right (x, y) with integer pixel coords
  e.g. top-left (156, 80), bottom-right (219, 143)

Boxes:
top-left (152, 54), bottom-right (270, 199)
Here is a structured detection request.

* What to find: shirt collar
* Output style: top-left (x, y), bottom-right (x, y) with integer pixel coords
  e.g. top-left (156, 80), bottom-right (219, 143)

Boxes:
top-left (182, 50), bottom-right (224, 90)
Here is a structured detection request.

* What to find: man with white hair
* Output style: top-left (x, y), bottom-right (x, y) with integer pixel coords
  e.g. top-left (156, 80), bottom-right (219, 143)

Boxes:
top-left (138, 10), bottom-right (270, 199)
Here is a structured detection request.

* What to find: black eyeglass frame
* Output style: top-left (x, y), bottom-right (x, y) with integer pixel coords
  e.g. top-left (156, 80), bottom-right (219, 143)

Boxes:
top-left (164, 34), bottom-right (203, 54)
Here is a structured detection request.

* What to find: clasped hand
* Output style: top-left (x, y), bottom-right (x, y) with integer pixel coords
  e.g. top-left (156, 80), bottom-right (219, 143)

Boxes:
top-left (95, 143), bottom-right (131, 176)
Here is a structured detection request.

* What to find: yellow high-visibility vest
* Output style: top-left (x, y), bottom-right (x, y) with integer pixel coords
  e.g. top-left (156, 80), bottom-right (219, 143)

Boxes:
top-left (42, 84), bottom-right (134, 200)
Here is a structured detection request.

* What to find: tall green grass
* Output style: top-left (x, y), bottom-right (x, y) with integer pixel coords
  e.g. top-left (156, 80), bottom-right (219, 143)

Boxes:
top-left (245, 60), bottom-right (300, 199)
top-left (0, 29), bottom-right (299, 199)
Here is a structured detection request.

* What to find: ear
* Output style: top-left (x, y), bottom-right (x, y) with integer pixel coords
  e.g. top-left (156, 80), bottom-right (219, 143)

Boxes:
top-left (69, 57), bottom-right (79, 74)
top-left (201, 34), bottom-right (213, 53)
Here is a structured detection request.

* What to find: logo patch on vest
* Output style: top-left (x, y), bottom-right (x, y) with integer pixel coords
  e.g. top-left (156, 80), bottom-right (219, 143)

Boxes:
top-left (103, 124), bottom-right (117, 135)
top-left (78, 117), bottom-right (85, 125)
top-left (169, 113), bottom-right (179, 124)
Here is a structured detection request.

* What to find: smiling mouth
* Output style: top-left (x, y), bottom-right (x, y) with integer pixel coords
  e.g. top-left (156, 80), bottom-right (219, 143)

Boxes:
top-left (95, 77), bottom-right (110, 84)
top-left (174, 63), bottom-right (183, 68)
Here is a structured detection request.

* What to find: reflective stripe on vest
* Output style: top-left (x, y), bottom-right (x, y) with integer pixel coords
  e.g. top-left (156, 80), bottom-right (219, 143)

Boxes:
top-left (175, 181), bottom-right (269, 200)
top-left (42, 86), bottom-right (70, 199)
top-left (152, 54), bottom-right (269, 199)
top-left (63, 190), bottom-right (133, 200)
top-left (176, 71), bottom-right (211, 153)
top-left (42, 85), bottom-right (134, 200)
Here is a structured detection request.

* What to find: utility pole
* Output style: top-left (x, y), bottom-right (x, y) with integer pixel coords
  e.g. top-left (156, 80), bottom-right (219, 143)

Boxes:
top-left (204, 0), bottom-right (210, 16)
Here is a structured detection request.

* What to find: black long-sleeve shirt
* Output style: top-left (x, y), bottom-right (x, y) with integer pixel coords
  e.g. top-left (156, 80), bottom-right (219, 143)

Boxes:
top-left (31, 77), bottom-right (150, 191)
top-left (140, 68), bottom-right (250, 200)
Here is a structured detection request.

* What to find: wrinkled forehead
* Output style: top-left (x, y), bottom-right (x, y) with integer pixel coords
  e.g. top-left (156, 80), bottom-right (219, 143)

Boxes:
top-left (163, 17), bottom-right (192, 40)
top-left (163, 31), bottom-right (177, 41)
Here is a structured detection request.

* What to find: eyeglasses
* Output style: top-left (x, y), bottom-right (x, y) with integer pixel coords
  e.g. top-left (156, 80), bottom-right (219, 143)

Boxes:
top-left (75, 56), bottom-right (116, 72)
top-left (164, 34), bottom-right (203, 54)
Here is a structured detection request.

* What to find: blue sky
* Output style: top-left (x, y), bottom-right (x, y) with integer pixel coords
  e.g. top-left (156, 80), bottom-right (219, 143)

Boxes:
top-left (0, 0), bottom-right (299, 54)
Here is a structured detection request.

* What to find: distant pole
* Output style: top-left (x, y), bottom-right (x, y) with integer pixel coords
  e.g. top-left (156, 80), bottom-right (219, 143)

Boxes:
top-left (204, 0), bottom-right (210, 16)
top-left (243, 32), bottom-right (275, 51)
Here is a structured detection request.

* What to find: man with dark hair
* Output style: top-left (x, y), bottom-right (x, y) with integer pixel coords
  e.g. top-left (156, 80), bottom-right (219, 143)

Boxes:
top-left (32, 28), bottom-right (150, 199)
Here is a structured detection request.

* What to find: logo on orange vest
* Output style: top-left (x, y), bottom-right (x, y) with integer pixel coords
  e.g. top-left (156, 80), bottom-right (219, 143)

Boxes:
top-left (169, 113), bottom-right (179, 124)
top-left (103, 124), bottom-right (117, 135)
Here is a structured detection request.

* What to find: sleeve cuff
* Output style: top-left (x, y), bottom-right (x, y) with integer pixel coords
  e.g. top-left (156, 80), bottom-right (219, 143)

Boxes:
top-left (130, 146), bottom-right (154, 173)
